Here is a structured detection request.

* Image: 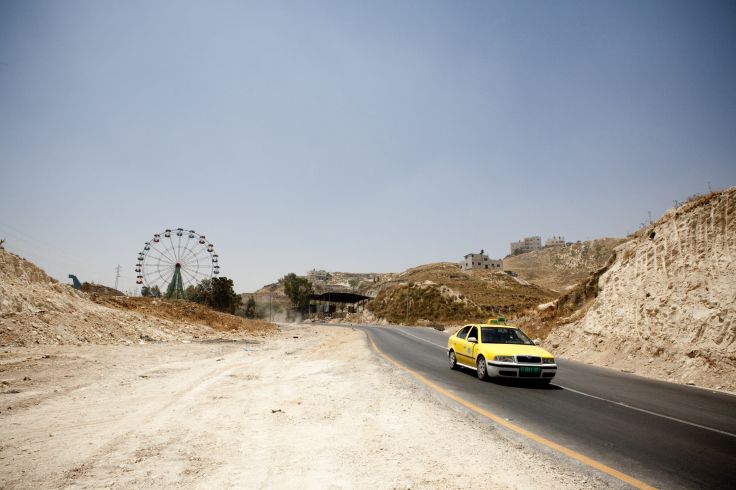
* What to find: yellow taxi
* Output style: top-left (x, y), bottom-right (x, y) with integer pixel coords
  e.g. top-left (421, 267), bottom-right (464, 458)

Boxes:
top-left (447, 318), bottom-right (557, 384)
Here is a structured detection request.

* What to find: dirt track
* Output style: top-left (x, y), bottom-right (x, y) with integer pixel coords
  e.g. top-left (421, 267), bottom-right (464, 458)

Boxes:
top-left (1, 325), bottom-right (603, 489)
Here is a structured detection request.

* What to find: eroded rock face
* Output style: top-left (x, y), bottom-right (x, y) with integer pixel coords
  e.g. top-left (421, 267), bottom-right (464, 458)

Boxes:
top-left (547, 188), bottom-right (736, 392)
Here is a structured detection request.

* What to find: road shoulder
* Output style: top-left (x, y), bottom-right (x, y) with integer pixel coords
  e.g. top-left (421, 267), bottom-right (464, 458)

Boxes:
top-left (2, 325), bottom-right (614, 488)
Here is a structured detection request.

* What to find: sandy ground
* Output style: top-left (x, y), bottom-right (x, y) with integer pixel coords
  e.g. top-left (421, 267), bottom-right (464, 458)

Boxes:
top-left (0, 325), bottom-right (610, 489)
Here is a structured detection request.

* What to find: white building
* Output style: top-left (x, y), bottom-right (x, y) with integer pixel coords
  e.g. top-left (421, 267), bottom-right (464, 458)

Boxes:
top-left (307, 269), bottom-right (330, 282)
top-left (545, 236), bottom-right (566, 247)
top-left (462, 250), bottom-right (503, 270)
top-left (510, 236), bottom-right (542, 254)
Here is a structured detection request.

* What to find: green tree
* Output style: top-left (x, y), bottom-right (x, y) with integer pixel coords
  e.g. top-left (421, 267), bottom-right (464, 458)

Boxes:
top-left (210, 277), bottom-right (241, 313)
top-left (244, 296), bottom-right (257, 318)
top-left (187, 277), bottom-right (242, 314)
top-left (184, 285), bottom-right (196, 299)
top-left (280, 273), bottom-right (313, 310)
top-left (186, 279), bottom-right (211, 303)
top-left (141, 285), bottom-right (160, 297)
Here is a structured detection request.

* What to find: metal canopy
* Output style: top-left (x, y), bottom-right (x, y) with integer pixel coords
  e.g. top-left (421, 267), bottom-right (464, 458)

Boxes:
top-left (308, 292), bottom-right (370, 304)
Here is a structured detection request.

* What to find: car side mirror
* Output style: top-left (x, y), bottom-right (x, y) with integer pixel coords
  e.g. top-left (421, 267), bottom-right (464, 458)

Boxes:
top-left (468, 336), bottom-right (477, 343)
top-left (533, 340), bottom-right (540, 346)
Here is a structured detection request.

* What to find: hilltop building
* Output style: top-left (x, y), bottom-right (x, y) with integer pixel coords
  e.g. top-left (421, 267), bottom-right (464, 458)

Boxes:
top-left (545, 236), bottom-right (566, 247)
top-left (307, 269), bottom-right (330, 282)
top-left (462, 250), bottom-right (503, 270)
top-left (510, 236), bottom-right (542, 254)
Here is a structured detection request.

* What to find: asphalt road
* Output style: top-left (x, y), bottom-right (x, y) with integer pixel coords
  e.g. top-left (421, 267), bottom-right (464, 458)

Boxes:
top-left (352, 324), bottom-right (736, 489)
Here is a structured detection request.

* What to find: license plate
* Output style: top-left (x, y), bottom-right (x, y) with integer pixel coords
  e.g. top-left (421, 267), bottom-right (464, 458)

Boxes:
top-left (519, 366), bottom-right (541, 375)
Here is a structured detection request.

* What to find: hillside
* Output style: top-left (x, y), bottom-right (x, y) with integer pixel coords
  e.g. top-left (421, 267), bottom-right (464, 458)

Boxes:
top-left (366, 263), bottom-right (556, 325)
top-left (503, 238), bottom-right (624, 292)
top-left (80, 282), bottom-right (125, 296)
top-left (0, 248), bottom-right (274, 346)
top-left (252, 271), bottom-right (394, 298)
top-left (545, 188), bottom-right (736, 392)
top-left (247, 271), bottom-right (397, 321)
top-left (311, 271), bottom-right (395, 295)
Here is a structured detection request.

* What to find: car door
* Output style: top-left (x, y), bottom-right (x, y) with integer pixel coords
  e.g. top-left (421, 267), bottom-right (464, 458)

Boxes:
top-left (463, 326), bottom-right (479, 365)
top-left (452, 326), bottom-right (471, 364)
top-left (451, 326), bottom-right (470, 363)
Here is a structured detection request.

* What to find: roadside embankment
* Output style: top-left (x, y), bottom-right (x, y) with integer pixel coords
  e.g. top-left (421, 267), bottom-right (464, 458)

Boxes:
top-left (547, 189), bottom-right (736, 392)
top-left (0, 248), bottom-right (274, 346)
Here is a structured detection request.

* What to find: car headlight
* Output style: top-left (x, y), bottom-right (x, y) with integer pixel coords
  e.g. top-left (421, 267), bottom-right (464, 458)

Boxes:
top-left (542, 357), bottom-right (555, 364)
top-left (494, 355), bottom-right (515, 362)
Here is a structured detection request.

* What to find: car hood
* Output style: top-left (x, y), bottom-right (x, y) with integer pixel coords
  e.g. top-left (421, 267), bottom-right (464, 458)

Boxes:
top-left (483, 344), bottom-right (553, 358)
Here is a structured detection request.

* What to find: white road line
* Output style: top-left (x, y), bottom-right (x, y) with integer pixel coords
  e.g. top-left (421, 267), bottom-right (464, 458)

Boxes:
top-left (393, 328), bottom-right (449, 349)
top-left (557, 384), bottom-right (736, 439)
top-left (389, 327), bottom-right (736, 439)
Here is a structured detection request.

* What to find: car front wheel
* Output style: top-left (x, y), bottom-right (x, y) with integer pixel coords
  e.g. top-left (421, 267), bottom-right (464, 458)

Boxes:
top-left (448, 350), bottom-right (457, 370)
top-left (476, 356), bottom-right (489, 381)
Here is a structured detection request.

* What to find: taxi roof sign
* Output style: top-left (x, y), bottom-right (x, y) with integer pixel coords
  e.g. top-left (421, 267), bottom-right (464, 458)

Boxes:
top-left (487, 316), bottom-right (506, 325)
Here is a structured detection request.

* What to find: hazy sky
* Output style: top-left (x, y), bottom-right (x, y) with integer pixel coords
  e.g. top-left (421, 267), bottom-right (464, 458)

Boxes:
top-left (1, 0), bottom-right (735, 293)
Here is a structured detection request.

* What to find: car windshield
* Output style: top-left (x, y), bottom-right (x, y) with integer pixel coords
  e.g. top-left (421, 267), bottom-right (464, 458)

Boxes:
top-left (480, 327), bottom-right (534, 345)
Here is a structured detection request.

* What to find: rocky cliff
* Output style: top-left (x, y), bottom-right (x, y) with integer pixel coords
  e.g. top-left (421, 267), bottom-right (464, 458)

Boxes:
top-left (547, 189), bottom-right (736, 392)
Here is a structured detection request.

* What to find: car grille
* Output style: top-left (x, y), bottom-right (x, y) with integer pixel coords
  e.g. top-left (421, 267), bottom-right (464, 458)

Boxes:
top-left (516, 355), bottom-right (541, 364)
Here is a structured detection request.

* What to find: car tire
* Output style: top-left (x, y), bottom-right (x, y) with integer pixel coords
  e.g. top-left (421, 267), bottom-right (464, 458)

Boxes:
top-left (476, 356), bottom-right (489, 381)
top-left (448, 350), bottom-right (457, 370)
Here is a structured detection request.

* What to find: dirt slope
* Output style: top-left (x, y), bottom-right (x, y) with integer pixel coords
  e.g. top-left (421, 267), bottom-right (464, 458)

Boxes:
top-left (0, 249), bottom-right (274, 346)
top-left (95, 296), bottom-right (274, 333)
top-left (546, 189), bottom-right (736, 392)
top-left (503, 238), bottom-right (624, 292)
top-left (80, 282), bottom-right (124, 296)
top-left (366, 262), bottom-right (556, 325)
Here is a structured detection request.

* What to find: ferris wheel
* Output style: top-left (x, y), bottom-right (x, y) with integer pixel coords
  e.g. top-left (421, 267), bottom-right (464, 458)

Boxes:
top-left (135, 228), bottom-right (219, 298)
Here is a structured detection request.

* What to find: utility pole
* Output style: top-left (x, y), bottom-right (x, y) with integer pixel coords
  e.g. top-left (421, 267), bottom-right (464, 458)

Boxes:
top-left (405, 289), bottom-right (410, 325)
top-left (114, 265), bottom-right (121, 290)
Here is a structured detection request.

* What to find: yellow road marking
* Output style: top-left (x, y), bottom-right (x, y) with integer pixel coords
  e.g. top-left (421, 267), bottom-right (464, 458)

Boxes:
top-left (367, 334), bottom-right (657, 490)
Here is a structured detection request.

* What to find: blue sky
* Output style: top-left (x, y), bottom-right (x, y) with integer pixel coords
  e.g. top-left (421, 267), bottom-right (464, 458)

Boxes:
top-left (1, 0), bottom-right (735, 293)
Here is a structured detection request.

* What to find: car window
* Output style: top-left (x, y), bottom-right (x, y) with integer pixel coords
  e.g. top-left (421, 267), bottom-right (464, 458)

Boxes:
top-left (467, 326), bottom-right (478, 340)
top-left (481, 327), bottom-right (533, 345)
top-left (456, 326), bottom-right (470, 340)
